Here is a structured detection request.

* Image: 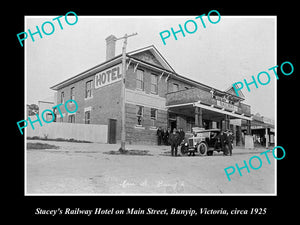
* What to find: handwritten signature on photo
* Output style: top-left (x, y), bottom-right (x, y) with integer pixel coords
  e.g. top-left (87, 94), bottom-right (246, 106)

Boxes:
top-left (119, 179), bottom-right (185, 193)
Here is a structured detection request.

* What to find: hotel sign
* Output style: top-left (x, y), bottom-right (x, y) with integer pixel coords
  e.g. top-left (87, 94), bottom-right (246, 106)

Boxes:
top-left (216, 100), bottom-right (239, 112)
top-left (95, 64), bottom-right (122, 89)
top-left (251, 125), bottom-right (264, 129)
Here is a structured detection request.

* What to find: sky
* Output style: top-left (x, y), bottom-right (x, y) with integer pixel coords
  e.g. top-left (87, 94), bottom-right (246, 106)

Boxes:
top-left (25, 15), bottom-right (276, 120)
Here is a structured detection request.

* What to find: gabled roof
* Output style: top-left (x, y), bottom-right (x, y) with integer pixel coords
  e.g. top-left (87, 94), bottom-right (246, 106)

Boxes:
top-left (127, 45), bottom-right (175, 73)
top-left (50, 44), bottom-right (245, 103)
top-left (50, 45), bottom-right (176, 91)
top-left (50, 54), bottom-right (123, 90)
top-left (225, 84), bottom-right (245, 99)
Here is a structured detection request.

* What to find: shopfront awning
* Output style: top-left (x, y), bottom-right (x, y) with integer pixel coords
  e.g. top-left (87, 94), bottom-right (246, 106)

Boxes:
top-left (251, 120), bottom-right (275, 129)
top-left (166, 101), bottom-right (252, 121)
top-left (193, 102), bottom-right (252, 121)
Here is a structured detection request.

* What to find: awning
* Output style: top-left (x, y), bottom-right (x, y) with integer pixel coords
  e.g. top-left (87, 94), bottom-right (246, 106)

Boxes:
top-left (166, 101), bottom-right (252, 121)
top-left (193, 102), bottom-right (252, 121)
top-left (251, 120), bottom-right (274, 129)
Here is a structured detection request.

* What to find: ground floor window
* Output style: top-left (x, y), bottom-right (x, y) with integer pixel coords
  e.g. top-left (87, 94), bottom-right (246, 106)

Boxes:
top-left (136, 105), bottom-right (144, 126)
top-left (68, 114), bottom-right (75, 123)
top-left (85, 111), bottom-right (91, 124)
top-left (150, 108), bottom-right (157, 127)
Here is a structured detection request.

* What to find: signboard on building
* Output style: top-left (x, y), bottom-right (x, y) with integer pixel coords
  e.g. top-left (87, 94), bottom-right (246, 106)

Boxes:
top-left (230, 119), bottom-right (241, 126)
top-left (94, 64), bottom-right (122, 89)
top-left (216, 100), bottom-right (239, 111)
top-left (251, 125), bottom-right (264, 129)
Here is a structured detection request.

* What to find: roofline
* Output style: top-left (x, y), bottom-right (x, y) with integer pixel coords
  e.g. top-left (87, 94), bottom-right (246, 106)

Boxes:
top-left (50, 55), bottom-right (122, 90)
top-left (225, 84), bottom-right (245, 99)
top-left (128, 55), bottom-right (244, 100)
top-left (49, 45), bottom-right (245, 101)
top-left (127, 45), bottom-right (176, 73)
top-left (50, 45), bottom-right (169, 90)
top-left (127, 55), bottom-right (213, 90)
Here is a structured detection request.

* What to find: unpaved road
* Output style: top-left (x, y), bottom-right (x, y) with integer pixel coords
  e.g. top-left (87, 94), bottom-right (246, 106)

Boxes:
top-left (26, 140), bottom-right (276, 195)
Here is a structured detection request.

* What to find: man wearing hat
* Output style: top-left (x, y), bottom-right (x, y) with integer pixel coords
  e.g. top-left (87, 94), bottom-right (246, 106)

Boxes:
top-left (220, 130), bottom-right (227, 155)
top-left (169, 128), bottom-right (180, 156)
top-left (225, 130), bottom-right (233, 156)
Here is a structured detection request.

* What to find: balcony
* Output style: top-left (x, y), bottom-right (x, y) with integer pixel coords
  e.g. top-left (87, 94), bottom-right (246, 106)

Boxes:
top-left (166, 88), bottom-right (251, 116)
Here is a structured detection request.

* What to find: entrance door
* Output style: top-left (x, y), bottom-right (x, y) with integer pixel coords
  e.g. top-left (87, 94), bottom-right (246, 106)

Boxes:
top-left (108, 119), bottom-right (117, 144)
top-left (170, 120), bottom-right (177, 132)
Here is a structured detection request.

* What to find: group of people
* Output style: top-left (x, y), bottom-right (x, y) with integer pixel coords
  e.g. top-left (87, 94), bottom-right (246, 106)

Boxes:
top-left (157, 127), bottom-right (234, 157)
top-left (255, 135), bottom-right (266, 146)
top-left (157, 127), bottom-right (185, 156)
top-left (217, 130), bottom-right (234, 156)
top-left (156, 127), bottom-right (170, 146)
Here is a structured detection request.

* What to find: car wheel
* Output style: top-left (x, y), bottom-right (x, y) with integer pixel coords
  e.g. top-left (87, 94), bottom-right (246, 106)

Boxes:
top-left (180, 145), bottom-right (188, 155)
top-left (197, 142), bottom-right (208, 156)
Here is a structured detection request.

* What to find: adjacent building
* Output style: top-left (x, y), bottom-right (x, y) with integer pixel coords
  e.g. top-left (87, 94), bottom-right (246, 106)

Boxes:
top-left (50, 35), bottom-right (252, 145)
top-left (250, 113), bottom-right (275, 148)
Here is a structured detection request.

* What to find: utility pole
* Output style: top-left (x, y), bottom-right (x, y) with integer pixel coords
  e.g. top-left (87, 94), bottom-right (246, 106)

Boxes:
top-left (115, 33), bottom-right (138, 151)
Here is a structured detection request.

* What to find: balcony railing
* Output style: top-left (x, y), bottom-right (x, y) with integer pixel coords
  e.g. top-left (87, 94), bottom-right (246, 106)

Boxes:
top-left (166, 88), bottom-right (251, 116)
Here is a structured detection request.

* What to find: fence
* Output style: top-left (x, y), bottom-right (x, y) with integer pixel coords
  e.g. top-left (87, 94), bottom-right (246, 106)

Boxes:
top-left (26, 121), bottom-right (108, 143)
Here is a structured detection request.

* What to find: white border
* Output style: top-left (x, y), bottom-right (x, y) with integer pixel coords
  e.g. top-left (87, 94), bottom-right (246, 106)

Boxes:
top-left (24, 15), bottom-right (277, 196)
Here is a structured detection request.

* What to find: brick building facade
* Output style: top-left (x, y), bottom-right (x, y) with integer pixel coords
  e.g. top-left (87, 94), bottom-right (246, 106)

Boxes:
top-left (50, 35), bottom-right (252, 145)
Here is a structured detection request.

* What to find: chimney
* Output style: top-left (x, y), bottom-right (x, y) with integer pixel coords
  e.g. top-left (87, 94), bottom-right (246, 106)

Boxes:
top-left (105, 35), bottom-right (117, 61)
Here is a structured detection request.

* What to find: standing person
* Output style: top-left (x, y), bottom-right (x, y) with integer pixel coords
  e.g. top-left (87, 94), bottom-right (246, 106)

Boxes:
top-left (214, 131), bottom-right (221, 150)
top-left (178, 128), bottom-right (185, 144)
top-left (162, 128), bottom-right (167, 145)
top-left (156, 127), bottom-right (163, 145)
top-left (169, 128), bottom-right (180, 156)
top-left (220, 131), bottom-right (228, 156)
top-left (261, 136), bottom-right (265, 146)
top-left (226, 130), bottom-right (233, 156)
top-left (165, 127), bottom-right (171, 145)
top-left (161, 128), bottom-right (165, 145)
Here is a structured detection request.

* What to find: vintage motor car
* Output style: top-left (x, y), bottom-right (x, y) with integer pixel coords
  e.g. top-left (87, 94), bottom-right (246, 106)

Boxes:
top-left (181, 128), bottom-right (230, 156)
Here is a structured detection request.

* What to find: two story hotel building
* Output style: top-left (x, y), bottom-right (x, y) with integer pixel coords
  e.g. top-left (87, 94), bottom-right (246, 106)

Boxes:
top-left (50, 35), bottom-right (252, 145)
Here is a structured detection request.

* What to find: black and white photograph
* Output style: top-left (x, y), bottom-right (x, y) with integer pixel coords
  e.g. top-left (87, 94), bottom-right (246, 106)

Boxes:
top-left (14, 6), bottom-right (298, 220)
top-left (24, 15), bottom-right (277, 195)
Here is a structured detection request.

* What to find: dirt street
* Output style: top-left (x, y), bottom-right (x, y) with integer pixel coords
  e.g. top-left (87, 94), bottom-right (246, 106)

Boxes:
top-left (26, 140), bottom-right (276, 195)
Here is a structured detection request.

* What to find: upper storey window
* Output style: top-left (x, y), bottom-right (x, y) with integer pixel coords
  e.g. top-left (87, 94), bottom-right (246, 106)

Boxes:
top-left (151, 74), bottom-right (158, 94)
top-left (136, 69), bottom-right (144, 91)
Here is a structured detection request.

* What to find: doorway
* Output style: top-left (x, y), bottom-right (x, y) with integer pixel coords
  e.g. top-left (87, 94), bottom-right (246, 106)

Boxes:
top-left (168, 113), bottom-right (177, 131)
top-left (170, 120), bottom-right (177, 132)
top-left (108, 119), bottom-right (117, 144)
